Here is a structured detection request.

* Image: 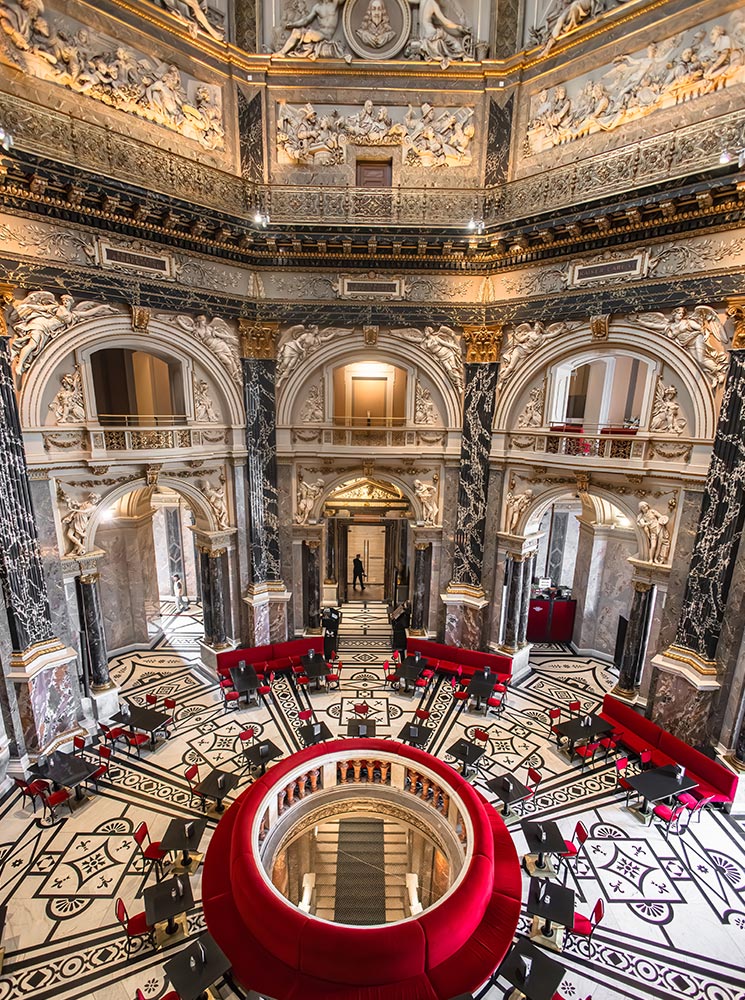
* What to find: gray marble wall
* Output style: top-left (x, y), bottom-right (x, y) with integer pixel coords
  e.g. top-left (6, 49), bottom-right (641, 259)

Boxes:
top-left (29, 479), bottom-right (77, 650)
top-left (231, 460), bottom-right (253, 644)
top-left (480, 467), bottom-right (505, 641)
top-left (97, 517), bottom-right (159, 651)
top-left (572, 523), bottom-right (634, 658)
top-left (152, 507), bottom-right (171, 597)
top-left (710, 524), bottom-right (745, 747)
top-left (654, 489), bottom-right (704, 654)
top-left (434, 466), bottom-right (460, 640)
top-left (277, 462), bottom-right (297, 631)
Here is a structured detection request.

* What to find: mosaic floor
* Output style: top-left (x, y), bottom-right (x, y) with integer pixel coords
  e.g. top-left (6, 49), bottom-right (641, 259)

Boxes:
top-left (1, 602), bottom-right (744, 1000)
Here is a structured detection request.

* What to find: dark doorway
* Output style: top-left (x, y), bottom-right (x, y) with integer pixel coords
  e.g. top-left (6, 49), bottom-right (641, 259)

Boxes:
top-left (356, 160), bottom-right (392, 187)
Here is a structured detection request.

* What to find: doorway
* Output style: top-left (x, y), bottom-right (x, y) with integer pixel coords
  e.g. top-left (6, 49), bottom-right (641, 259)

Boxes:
top-left (347, 524), bottom-right (385, 600)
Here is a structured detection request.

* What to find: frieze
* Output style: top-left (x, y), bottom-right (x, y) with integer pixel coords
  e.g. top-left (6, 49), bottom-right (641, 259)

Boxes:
top-left (529, 0), bottom-right (635, 56)
top-left (146, 0), bottom-right (225, 41)
top-left (526, 12), bottom-right (745, 153)
top-left (0, 1), bottom-right (224, 149)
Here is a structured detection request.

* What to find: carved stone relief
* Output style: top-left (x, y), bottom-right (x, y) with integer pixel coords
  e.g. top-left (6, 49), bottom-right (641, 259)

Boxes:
top-left (202, 476), bottom-right (230, 530)
top-left (169, 314), bottom-right (242, 386)
top-left (9, 291), bottom-right (116, 378)
top-left (498, 321), bottom-right (577, 385)
top-left (49, 365), bottom-right (86, 424)
top-left (530, 0), bottom-right (625, 55)
top-left (505, 489), bottom-right (534, 534)
top-left (58, 488), bottom-right (100, 556)
top-left (276, 325), bottom-right (350, 388)
top-left (343, 0), bottom-right (411, 60)
top-left (650, 378), bottom-right (687, 435)
top-left (276, 101), bottom-right (474, 167)
top-left (0, 1), bottom-right (224, 149)
top-left (296, 477), bottom-right (325, 524)
top-left (390, 325), bottom-right (463, 392)
top-left (300, 382), bottom-right (324, 422)
top-left (634, 306), bottom-right (729, 390)
top-left (636, 500), bottom-right (672, 565)
top-left (147, 0), bottom-right (225, 41)
top-left (516, 384), bottom-right (544, 428)
top-left (414, 478), bottom-right (438, 524)
top-left (414, 380), bottom-right (437, 424)
top-left (193, 375), bottom-right (219, 422)
top-left (526, 13), bottom-right (745, 152)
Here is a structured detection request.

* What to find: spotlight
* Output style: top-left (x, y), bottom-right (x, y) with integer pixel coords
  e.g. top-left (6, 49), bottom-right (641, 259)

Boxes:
top-left (253, 210), bottom-right (270, 228)
top-left (467, 217), bottom-right (485, 235)
top-left (720, 150), bottom-right (732, 165)
top-left (0, 126), bottom-right (13, 152)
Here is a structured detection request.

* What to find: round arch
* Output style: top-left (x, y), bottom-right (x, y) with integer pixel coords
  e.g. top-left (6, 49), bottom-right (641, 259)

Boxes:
top-left (494, 320), bottom-right (718, 440)
top-left (312, 470), bottom-right (420, 522)
top-left (85, 474), bottom-right (221, 552)
top-left (276, 332), bottom-right (463, 429)
top-left (19, 313), bottom-right (245, 428)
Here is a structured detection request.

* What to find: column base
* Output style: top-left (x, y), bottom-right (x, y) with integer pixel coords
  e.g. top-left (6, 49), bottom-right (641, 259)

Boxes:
top-left (441, 585), bottom-right (489, 648)
top-left (9, 640), bottom-right (80, 755)
top-left (496, 643), bottom-right (531, 682)
top-left (199, 639), bottom-right (237, 673)
top-left (610, 684), bottom-right (640, 703)
top-left (648, 649), bottom-right (721, 744)
top-left (244, 583), bottom-right (292, 645)
top-left (322, 583), bottom-right (339, 606)
top-left (89, 685), bottom-right (122, 723)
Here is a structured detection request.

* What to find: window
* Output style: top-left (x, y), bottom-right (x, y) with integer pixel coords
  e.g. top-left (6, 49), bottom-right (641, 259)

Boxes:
top-left (91, 348), bottom-right (185, 426)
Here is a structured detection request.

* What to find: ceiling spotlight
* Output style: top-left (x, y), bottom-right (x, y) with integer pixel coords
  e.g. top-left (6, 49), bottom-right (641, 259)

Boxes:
top-left (467, 217), bottom-right (485, 235)
top-left (0, 126), bottom-right (13, 152)
top-left (720, 150), bottom-right (732, 165)
top-left (253, 210), bottom-right (270, 228)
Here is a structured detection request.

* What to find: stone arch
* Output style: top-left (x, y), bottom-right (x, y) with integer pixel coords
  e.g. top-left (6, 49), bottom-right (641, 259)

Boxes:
top-left (494, 320), bottom-right (718, 440)
top-left (18, 312), bottom-right (245, 429)
top-left (311, 470), bottom-right (420, 520)
top-left (276, 329), bottom-right (463, 429)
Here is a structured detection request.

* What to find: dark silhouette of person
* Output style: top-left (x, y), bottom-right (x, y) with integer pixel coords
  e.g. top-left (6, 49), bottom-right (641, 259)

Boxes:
top-left (352, 554), bottom-right (366, 590)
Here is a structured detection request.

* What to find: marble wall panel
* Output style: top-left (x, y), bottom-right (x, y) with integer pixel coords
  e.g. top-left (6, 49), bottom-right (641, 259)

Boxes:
top-left (485, 95), bottom-right (514, 187)
top-left (0, 611), bottom-right (25, 757)
top-left (242, 358), bottom-right (282, 585)
top-left (710, 521), bottom-right (745, 746)
top-left (238, 85), bottom-right (264, 183)
top-left (231, 462), bottom-right (253, 644)
top-left (594, 534), bottom-right (634, 657)
top-left (234, 0), bottom-right (258, 51)
top-left (29, 479), bottom-right (75, 649)
top-left (571, 521), bottom-right (605, 651)
top-left (96, 521), bottom-right (157, 651)
top-left (152, 508), bottom-right (171, 597)
top-left (435, 466), bottom-right (459, 639)
top-left (444, 601), bottom-right (483, 650)
top-left (649, 669), bottom-right (717, 745)
top-left (247, 600), bottom-right (271, 647)
top-left (277, 463), bottom-right (296, 628)
top-left (16, 661), bottom-right (76, 753)
top-left (655, 489), bottom-right (703, 654)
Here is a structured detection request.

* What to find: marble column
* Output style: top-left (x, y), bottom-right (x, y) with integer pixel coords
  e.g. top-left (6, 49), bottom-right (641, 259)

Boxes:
top-left (200, 546), bottom-right (228, 648)
top-left (0, 320), bottom-right (78, 757)
top-left (614, 582), bottom-right (654, 698)
top-left (411, 541), bottom-right (432, 635)
top-left (547, 511), bottom-right (569, 585)
top-left (517, 551), bottom-right (535, 647)
top-left (304, 539), bottom-right (321, 631)
top-left (444, 325), bottom-right (502, 648)
top-left (75, 556), bottom-right (111, 692)
top-left (501, 555), bottom-right (525, 652)
top-left (649, 328), bottom-right (745, 743)
top-left (239, 321), bottom-right (290, 643)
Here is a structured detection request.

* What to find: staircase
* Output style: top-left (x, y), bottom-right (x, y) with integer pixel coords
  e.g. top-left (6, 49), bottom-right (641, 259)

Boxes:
top-left (337, 600), bottom-right (391, 641)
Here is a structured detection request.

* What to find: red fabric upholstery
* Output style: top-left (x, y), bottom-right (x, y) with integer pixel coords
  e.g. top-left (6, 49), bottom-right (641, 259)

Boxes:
top-left (300, 918), bottom-right (427, 984)
top-left (406, 639), bottom-right (512, 681)
top-left (217, 637), bottom-right (324, 677)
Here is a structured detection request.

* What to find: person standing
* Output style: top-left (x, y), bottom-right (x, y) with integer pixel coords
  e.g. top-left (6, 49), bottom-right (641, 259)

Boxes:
top-left (172, 573), bottom-right (188, 611)
top-left (390, 599), bottom-right (411, 657)
top-left (352, 553), bottom-right (366, 590)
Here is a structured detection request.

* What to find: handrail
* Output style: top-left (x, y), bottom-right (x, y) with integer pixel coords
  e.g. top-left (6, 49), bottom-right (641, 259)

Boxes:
top-left (97, 413), bottom-right (188, 427)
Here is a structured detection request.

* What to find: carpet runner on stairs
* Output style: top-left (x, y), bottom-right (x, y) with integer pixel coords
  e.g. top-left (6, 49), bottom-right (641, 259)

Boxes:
top-left (334, 818), bottom-right (387, 925)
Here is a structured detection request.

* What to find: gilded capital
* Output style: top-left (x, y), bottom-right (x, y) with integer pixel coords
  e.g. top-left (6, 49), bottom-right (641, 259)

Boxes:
top-left (239, 319), bottom-right (279, 359)
top-left (0, 282), bottom-right (15, 338)
top-left (462, 323), bottom-right (503, 364)
top-left (726, 297), bottom-right (745, 350)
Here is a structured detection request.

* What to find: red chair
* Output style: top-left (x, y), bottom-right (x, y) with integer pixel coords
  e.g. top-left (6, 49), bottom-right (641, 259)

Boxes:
top-left (520, 767), bottom-right (542, 814)
top-left (41, 788), bottom-right (73, 824)
top-left (615, 756), bottom-right (636, 806)
top-left (567, 700), bottom-right (581, 718)
top-left (451, 678), bottom-right (469, 705)
top-left (573, 741), bottom-right (600, 771)
top-left (567, 898), bottom-right (604, 956)
top-left (553, 994), bottom-right (592, 1000)
top-left (598, 732), bottom-right (618, 757)
top-left (145, 693), bottom-right (159, 709)
top-left (88, 745), bottom-right (111, 790)
top-left (384, 663), bottom-right (399, 689)
top-left (100, 722), bottom-right (126, 750)
top-left (135, 991), bottom-right (179, 1000)
top-left (326, 663), bottom-right (341, 690)
top-left (558, 820), bottom-right (589, 869)
top-left (133, 822), bottom-right (168, 883)
top-left (639, 748), bottom-right (653, 770)
top-left (473, 727), bottom-right (489, 747)
top-left (653, 801), bottom-right (688, 837)
top-left (124, 729), bottom-right (150, 757)
top-left (257, 672), bottom-right (274, 700)
top-left (115, 898), bottom-right (153, 958)
top-left (14, 777), bottom-right (49, 813)
top-left (296, 673), bottom-right (310, 690)
top-left (163, 698), bottom-right (177, 726)
top-left (486, 691), bottom-right (505, 717)
top-left (547, 708), bottom-right (564, 745)
top-left (236, 727), bottom-right (256, 777)
top-left (414, 709), bottom-right (430, 723)
top-left (185, 763), bottom-right (207, 812)
top-left (220, 678), bottom-right (240, 711)
top-left (73, 735), bottom-right (86, 755)
top-left (353, 702), bottom-right (370, 719)
top-left (677, 792), bottom-right (714, 823)
top-left (298, 708), bottom-right (314, 724)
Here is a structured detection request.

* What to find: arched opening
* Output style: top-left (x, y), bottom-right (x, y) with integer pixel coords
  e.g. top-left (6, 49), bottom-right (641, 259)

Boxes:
top-left (90, 347), bottom-right (186, 426)
top-left (332, 361), bottom-right (407, 428)
top-left (549, 354), bottom-right (653, 432)
top-left (90, 484), bottom-right (209, 653)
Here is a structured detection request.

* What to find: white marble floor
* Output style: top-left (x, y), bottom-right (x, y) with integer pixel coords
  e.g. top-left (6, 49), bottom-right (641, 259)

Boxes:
top-left (1, 605), bottom-right (743, 1000)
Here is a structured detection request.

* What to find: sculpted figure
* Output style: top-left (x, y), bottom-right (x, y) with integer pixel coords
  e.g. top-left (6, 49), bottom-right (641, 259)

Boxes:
top-left (505, 489), bottom-right (534, 534)
top-left (356, 0), bottom-right (396, 48)
top-left (409, 0), bottom-right (473, 68)
top-left (414, 479), bottom-right (438, 525)
top-left (155, 0), bottom-right (224, 41)
top-left (517, 385), bottom-right (544, 428)
top-left (11, 291), bottom-right (116, 376)
top-left (145, 63), bottom-right (187, 122)
top-left (300, 383), bottom-right (324, 422)
top-left (0, 0), bottom-right (44, 55)
top-left (650, 381), bottom-right (686, 435)
top-left (203, 479), bottom-right (229, 530)
top-left (60, 490), bottom-right (100, 556)
top-left (391, 325), bottom-right (463, 391)
top-left (50, 367), bottom-right (85, 423)
top-left (174, 315), bottom-right (242, 385)
top-left (414, 381), bottom-right (436, 424)
top-left (276, 325), bottom-right (344, 386)
top-left (296, 477), bottom-right (325, 524)
top-left (540, 0), bottom-right (603, 55)
top-left (499, 321), bottom-right (571, 383)
top-left (275, 0), bottom-right (349, 60)
top-left (193, 377), bottom-right (218, 422)
top-left (637, 501), bottom-right (671, 565)
top-left (636, 306), bottom-right (729, 389)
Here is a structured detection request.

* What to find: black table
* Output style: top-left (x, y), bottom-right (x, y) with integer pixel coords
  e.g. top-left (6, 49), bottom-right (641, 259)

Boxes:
top-left (446, 737), bottom-right (485, 775)
top-left (497, 938), bottom-right (565, 1000)
top-left (301, 654), bottom-right (329, 690)
top-left (397, 721), bottom-right (434, 747)
top-left (159, 817), bottom-right (208, 871)
top-left (553, 713), bottom-right (613, 752)
top-left (143, 874), bottom-right (194, 938)
top-left (399, 656), bottom-right (427, 691)
top-left (527, 877), bottom-right (575, 951)
top-left (229, 665), bottom-right (259, 705)
top-left (112, 703), bottom-right (172, 747)
top-left (196, 768), bottom-right (239, 814)
top-left (486, 773), bottom-right (531, 817)
top-left (626, 765), bottom-right (699, 818)
top-left (29, 750), bottom-right (99, 801)
top-left (243, 739), bottom-right (283, 776)
top-left (300, 721), bottom-right (332, 746)
top-left (347, 720), bottom-right (377, 737)
top-left (164, 932), bottom-right (231, 1000)
top-left (522, 820), bottom-right (566, 878)
top-left (467, 671), bottom-right (499, 709)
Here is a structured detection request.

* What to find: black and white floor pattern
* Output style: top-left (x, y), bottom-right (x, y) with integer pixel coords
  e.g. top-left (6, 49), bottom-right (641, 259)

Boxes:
top-left (1, 602), bottom-right (743, 1000)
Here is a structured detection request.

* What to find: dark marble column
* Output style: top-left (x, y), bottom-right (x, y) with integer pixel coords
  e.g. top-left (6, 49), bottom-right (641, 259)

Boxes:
top-left (502, 555), bottom-right (525, 652)
top-left (411, 542), bottom-right (432, 634)
top-left (614, 583), bottom-right (654, 698)
top-left (325, 517), bottom-right (337, 584)
top-left (76, 570), bottom-right (111, 691)
top-left (199, 547), bottom-right (228, 648)
top-left (547, 511), bottom-right (569, 586)
top-left (734, 703), bottom-right (745, 767)
top-left (304, 540), bottom-right (321, 630)
top-left (517, 552), bottom-right (535, 647)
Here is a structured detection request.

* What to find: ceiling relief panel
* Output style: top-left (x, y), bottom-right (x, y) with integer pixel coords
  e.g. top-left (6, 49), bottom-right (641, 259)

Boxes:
top-left (0, 1), bottom-right (224, 149)
top-left (526, 12), bottom-right (745, 154)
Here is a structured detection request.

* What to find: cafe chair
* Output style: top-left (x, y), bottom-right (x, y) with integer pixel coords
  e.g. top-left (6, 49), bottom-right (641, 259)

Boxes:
top-left (133, 822), bottom-right (168, 883)
top-left (415, 709), bottom-right (431, 723)
top-left (124, 728), bottom-right (150, 758)
top-left (185, 764), bottom-right (208, 812)
top-left (296, 672), bottom-right (310, 690)
top-left (486, 691), bottom-right (505, 717)
top-left (566, 898), bottom-right (604, 957)
top-left (639, 748), bottom-right (653, 770)
top-left (653, 801), bottom-right (688, 837)
top-left (383, 662), bottom-right (399, 690)
top-left (615, 756), bottom-right (636, 807)
top-left (553, 993), bottom-right (592, 1000)
top-left (145, 693), bottom-right (159, 710)
top-left (598, 732), bottom-right (619, 758)
top-left (13, 777), bottom-right (49, 814)
top-left (573, 740), bottom-right (600, 772)
top-left (326, 662), bottom-right (342, 691)
top-left (547, 707), bottom-right (565, 745)
top-left (519, 767), bottom-right (543, 814)
top-left (414, 673), bottom-right (429, 695)
top-left (115, 899), bottom-right (153, 958)
top-left (236, 728), bottom-right (256, 777)
top-left (558, 820), bottom-right (589, 870)
top-left (473, 728), bottom-right (489, 748)
top-left (567, 699), bottom-right (582, 718)
top-left (257, 672), bottom-right (274, 701)
top-left (100, 722), bottom-right (127, 751)
top-left (451, 678), bottom-right (469, 706)
top-left (163, 698), bottom-right (178, 732)
top-left (677, 792), bottom-right (714, 824)
top-left (72, 735), bottom-right (87, 755)
top-left (41, 788), bottom-right (73, 825)
top-left (298, 708), bottom-right (315, 724)
top-left (220, 678), bottom-right (241, 711)
top-left (87, 745), bottom-right (112, 791)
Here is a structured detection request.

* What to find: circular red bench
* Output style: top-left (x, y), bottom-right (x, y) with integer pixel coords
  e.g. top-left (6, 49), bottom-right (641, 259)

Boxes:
top-left (203, 738), bottom-right (521, 999)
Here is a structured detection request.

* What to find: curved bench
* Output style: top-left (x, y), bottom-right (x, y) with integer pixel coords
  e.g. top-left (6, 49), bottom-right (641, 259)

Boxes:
top-left (406, 638), bottom-right (512, 682)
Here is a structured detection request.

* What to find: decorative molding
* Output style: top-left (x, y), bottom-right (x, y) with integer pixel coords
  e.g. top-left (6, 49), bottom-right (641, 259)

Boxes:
top-left (462, 324), bottom-right (503, 363)
top-left (239, 319), bottom-right (279, 360)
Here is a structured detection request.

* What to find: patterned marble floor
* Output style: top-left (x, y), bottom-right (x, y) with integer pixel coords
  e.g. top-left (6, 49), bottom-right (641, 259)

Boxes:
top-left (1, 604), bottom-right (744, 1000)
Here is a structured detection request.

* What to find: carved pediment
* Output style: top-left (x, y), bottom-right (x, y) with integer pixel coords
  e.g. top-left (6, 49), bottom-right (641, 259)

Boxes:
top-left (324, 478), bottom-right (409, 513)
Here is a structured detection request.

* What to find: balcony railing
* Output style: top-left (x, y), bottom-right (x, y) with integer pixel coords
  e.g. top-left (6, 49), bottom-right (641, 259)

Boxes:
top-left (41, 425), bottom-right (229, 454)
top-left (289, 424), bottom-right (448, 448)
top-left (507, 429), bottom-right (694, 464)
